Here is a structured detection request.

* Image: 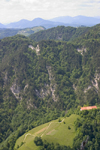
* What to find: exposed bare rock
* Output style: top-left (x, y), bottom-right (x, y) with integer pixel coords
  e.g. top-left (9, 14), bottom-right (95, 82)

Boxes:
top-left (27, 99), bottom-right (34, 109)
top-left (24, 84), bottom-right (29, 91)
top-left (10, 80), bottom-right (21, 99)
top-left (28, 44), bottom-right (40, 55)
top-left (35, 66), bottom-right (58, 101)
top-left (28, 45), bottom-right (35, 50)
top-left (73, 84), bottom-right (77, 91)
top-left (77, 47), bottom-right (87, 55)
top-left (50, 84), bottom-right (58, 102)
top-left (35, 84), bottom-right (51, 98)
top-left (84, 86), bottom-right (92, 93)
top-left (92, 72), bottom-right (100, 91)
top-left (35, 44), bottom-right (40, 55)
top-left (46, 66), bottom-right (58, 102)
top-left (46, 66), bottom-right (54, 80)
top-left (81, 72), bottom-right (100, 94)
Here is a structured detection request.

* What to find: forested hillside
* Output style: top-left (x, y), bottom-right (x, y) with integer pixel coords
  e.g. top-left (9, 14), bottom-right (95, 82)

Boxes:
top-left (0, 24), bottom-right (100, 150)
top-left (0, 26), bottom-right (45, 39)
top-left (29, 26), bottom-right (89, 42)
top-left (73, 109), bottom-right (100, 150)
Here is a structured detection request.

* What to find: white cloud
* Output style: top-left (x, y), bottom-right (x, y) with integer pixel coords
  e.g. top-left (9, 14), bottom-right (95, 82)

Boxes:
top-left (0, 0), bottom-right (100, 23)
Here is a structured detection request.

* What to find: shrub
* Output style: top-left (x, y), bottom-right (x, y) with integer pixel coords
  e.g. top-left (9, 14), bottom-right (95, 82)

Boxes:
top-left (68, 126), bottom-right (71, 130)
top-left (34, 136), bottom-right (43, 146)
top-left (58, 118), bottom-right (61, 122)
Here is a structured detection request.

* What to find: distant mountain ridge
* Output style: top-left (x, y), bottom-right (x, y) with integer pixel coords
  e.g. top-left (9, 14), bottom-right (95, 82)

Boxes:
top-left (0, 23), bottom-right (5, 28)
top-left (4, 18), bottom-right (70, 29)
top-left (50, 15), bottom-right (100, 26)
top-left (0, 16), bottom-right (100, 29)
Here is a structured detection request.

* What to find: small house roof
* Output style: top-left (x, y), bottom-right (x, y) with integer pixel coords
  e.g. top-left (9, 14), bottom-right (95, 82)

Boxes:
top-left (81, 106), bottom-right (97, 110)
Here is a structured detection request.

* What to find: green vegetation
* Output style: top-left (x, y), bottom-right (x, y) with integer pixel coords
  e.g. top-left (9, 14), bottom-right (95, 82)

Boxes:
top-left (0, 26), bottom-right (45, 39)
top-left (29, 26), bottom-right (89, 42)
top-left (34, 139), bottom-right (72, 150)
top-left (0, 28), bottom-right (19, 39)
top-left (17, 26), bottom-right (45, 37)
top-left (73, 109), bottom-right (100, 150)
top-left (0, 24), bottom-right (100, 150)
top-left (15, 114), bottom-right (78, 150)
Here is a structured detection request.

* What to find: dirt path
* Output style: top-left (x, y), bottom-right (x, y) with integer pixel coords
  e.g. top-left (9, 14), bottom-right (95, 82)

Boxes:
top-left (46, 129), bottom-right (55, 135)
top-left (23, 118), bottom-right (65, 141)
top-left (23, 126), bottom-right (47, 142)
top-left (35, 126), bottom-right (47, 135)
top-left (61, 119), bottom-right (65, 122)
top-left (41, 118), bottom-right (65, 137)
top-left (23, 133), bottom-right (35, 142)
top-left (41, 122), bottom-right (52, 137)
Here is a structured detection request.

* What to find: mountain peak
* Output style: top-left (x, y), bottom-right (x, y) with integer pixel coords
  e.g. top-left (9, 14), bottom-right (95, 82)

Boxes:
top-left (0, 23), bottom-right (5, 28)
top-left (32, 18), bottom-right (44, 21)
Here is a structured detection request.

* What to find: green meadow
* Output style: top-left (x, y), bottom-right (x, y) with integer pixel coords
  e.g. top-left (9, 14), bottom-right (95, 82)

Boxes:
top-left (17, 26), bottom-right (45, 36)
top-left (15, 114), bottom-right (79, 150)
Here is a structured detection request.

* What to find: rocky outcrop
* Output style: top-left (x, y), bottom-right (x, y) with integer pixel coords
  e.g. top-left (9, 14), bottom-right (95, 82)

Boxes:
top-left (83, 72), bottom-right (100, 93)
top-left (35, 66), bottom-right (58, 101)
top-left (35, 84), bottom-right (51, 98)
top-left (24, 84), bottom-right (29, 91)
top-left (28, 44), bottom-right (40, 55)
top-left (50, 84), bottom-right (57, 102)
top-left (92, 72), bottom-right (100, 91)
top-left (35, 44), bottom-right (40, 55)
top-left (73, 84), bottom-right (77, 91)
top-left (10, 79), bottom-right (21, 99)
top-left (28, 45), bottom-right (35, 50)
top-left (77, 47), bottom-right (87, 55)
top-left (46, 66), bottom-right (58, 102)
top-left (84, 85), bottom-right (92, 93)
top-left (27, 99), bottom-right (34, 109)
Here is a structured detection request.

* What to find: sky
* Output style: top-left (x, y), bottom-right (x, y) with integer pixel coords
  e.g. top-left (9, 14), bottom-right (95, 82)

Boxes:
top-left (0, 0), bottom-right (100, 24)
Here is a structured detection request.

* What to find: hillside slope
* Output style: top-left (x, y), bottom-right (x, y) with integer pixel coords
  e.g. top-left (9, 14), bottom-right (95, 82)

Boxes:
top-left (15, 114), bottom-right (78, 150)
top-left (0, 26), bottom-right (45, 39)
top-left (0, 24), bottom-right (100, 150)
top-left (29, 26), bottom-right (89, 42)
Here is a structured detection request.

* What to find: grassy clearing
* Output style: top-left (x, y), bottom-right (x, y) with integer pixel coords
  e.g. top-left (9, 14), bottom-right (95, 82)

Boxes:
top-left (17, 26), bottom-right (45, 36)
top-left (15, 114), bottom-right (79, 150)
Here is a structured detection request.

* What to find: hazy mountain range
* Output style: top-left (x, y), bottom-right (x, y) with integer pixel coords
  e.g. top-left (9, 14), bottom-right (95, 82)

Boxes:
top-left (50, 15), bottom-right (100, 26)
top-left (0, 16), bottom-right (100, 29)
top-left (0, 18), bottom-right (69, 29)
top-left (0, 23), bottom-right (5, 28)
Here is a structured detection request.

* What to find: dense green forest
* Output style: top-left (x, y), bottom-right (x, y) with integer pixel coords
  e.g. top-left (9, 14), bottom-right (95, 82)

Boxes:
top-left (0, 24), bottom-right (100, 150)
top-left (29, 26), bottom-right (89, 42)
top-left (0, 29), bottom-right (19, 39)
top-left (73, 109), bottom-right (100, 150)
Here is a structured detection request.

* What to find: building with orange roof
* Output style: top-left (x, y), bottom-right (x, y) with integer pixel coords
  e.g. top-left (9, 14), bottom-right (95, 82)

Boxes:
top-left (80, 106), bottom-right (97, 111)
